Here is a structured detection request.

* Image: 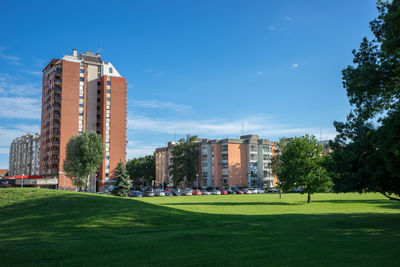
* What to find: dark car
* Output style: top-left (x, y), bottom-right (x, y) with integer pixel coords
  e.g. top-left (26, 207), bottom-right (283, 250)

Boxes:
top-left (129, 190), bottom-right (143, 197)
top-left (172, 190), bottom-right (182, 196)
top-left (234, 189), bottom-right (244, 194)
top-left (164, 191), bottom-right (172, 196)
top-left (226, 189), bottom-right (236, 194)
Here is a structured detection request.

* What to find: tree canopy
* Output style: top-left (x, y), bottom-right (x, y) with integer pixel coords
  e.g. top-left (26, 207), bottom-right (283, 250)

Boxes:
top-left (169, 135), bottom-right (199, 188)
top-left (274, 135), bottom-right (332, 203)
top-left (331, 0), bottom-right (400, 200)
top-left (126, 155), bottom-right (155, 187)
top-left (63, 131), bottom-right (104, 190)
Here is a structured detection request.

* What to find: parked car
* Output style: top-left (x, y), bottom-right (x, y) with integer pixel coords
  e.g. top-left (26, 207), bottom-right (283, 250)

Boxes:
top-left (234, 189), bottom-right (244, 194)
top-left (292, 188), bottom-right (304, 193)
top-left (154, 190), bottom-right (166, 197)
top-left (250, 188), bottom-right (259, 194)
top-left (164, 191), bottom-right (172, 196)
top-left (220, 189), bottom-right (228, 195)
top-left (183, 189), bottom-right (193, 196)
top-left (258, 188), bottom-right (266, 194)
top-left (268, 187), bottom-right (280, 193)
top-left (242, 189), bottom-right (252, 194)
top-left (226, 189), bottom-right (236, 194)
top-left (201, 190), bottom-right (211, 195)
top-left (172, 190), bottom-right (182, 196)
top-left (143, 191), bottom-right (154, 197)
top-left (210, 189), bottom-right (221, 195)
top-left (192, 189), bottom-right (202, 195)
top-left (129, 190), bottom-right (143, 197)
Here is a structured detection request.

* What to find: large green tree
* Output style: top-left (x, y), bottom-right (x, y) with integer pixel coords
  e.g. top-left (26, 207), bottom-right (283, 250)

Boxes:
top-left (112, 161), bottom-right (131, 197)
top-left (63, 131), bottom-right (104, 191)
top-left (274, 135), bottom-right (332, 203)
top-left (331, 0), bottom-right (400, 200)
top-left (126, 155), bottom-right (155, 187)
top-left (169, 135), bottom-right (199, 188)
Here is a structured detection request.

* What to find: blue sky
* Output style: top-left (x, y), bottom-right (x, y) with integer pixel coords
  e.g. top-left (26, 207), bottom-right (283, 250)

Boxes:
top-left (0, 0), bottom-right (378, 168)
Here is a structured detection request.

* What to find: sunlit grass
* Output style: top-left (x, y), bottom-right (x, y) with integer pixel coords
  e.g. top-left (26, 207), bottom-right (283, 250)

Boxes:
top-left (0, 188), bottom-right (399, 266)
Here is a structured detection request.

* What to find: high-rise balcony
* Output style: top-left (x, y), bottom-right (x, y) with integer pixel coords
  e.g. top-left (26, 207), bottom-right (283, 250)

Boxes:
top-left (54, 95), bottom-right (61, 102)
top-left (54, 112), bottom-right (60, 119)
top-left (54, 87), bottom-right (61, 93)
top-left (55, 79), bottom-right (61, 85)
top-left (54, 104), bottom-right (61, 110)
top-left (55, 68), bottom-right (62, 74)
top-left (53, 130), bottom-right (60, 136)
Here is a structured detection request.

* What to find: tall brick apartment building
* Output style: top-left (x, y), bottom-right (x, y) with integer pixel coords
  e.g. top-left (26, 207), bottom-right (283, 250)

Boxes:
top-left (40, 49), bottom-right (127, 191)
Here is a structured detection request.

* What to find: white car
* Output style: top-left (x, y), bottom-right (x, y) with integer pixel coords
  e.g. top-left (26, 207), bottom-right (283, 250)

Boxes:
top-left (250, 188), bottom-right (259, 194)
top-left (155, 191), bottom-right (165, 197)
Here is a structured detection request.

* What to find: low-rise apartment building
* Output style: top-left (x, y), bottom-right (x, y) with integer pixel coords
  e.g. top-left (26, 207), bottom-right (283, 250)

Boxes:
top-left (155, 135), bottom-right (277, 188)
top-left (155, 142), bottom-right (176, 187)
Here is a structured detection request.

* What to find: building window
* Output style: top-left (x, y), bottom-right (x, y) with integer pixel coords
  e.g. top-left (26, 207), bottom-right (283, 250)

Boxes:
top-left (80, 69), bottom-right (84, 73)
top-left (109, 67), bottom-right (113, 73)
top-left (79, 103), bottom-right (84, 107)
top-left (107, 97), bottom-right (111, 101)
top-left (80, 77), bottom-right (84, 82)
top-left (107, 81), bottom-right (111, 85)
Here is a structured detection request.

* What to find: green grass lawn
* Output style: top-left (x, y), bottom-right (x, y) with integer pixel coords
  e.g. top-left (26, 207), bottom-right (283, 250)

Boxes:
top-left (1, 188), bottom-right (399, 266)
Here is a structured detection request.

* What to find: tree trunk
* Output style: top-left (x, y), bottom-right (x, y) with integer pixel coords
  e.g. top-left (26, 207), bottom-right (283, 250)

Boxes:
top-left (307, 192), bottom-right (311, 203)
top-left (86, 175), bottom-right (90, 191)
top-left (380, 191), bottom-right (400, 201)
top-left (279, 189), bottom-right (282, 199)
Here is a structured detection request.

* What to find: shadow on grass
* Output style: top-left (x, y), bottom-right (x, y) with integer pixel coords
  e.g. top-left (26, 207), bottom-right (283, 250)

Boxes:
top-left (0, 189), bottom-right (400, 266)
top-left (164, 201), bottom-right (301, 206)
top-left (312, 199), bottom-right (400, 210)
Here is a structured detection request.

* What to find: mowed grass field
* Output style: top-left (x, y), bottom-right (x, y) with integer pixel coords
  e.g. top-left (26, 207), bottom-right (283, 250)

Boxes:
top-left (0, 188), bottom-right (399, 266)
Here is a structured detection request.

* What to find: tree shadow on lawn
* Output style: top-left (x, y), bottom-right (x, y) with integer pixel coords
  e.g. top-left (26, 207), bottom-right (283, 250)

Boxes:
top-left (164, 201), bottom-right (301, 206)
top-left (312, 199), bottom-right (400, 210)
top-left (1, 191), bottom-right (400, 266)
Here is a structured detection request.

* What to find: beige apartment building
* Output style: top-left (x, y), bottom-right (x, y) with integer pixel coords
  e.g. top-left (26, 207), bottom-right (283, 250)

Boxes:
top-left (155, 142), bottom-right (176, 187)
top-left (155, 135), bottom-right (277, 188)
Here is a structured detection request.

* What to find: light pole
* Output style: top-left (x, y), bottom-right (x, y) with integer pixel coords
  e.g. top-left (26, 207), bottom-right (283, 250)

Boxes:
top-left (196, 174), bottom-right (199, 189)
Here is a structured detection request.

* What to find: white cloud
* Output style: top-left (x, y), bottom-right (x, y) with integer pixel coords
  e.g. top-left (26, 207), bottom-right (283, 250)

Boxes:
top-left (156, 71), bottom-right (166, 77)
top-left (256, 72), bottom-right (263, 76)
top-left (0, 125), bottom-right (40, 147)
top-left (284, 16), bottom-right (293, 21)
top-left (291, 63), bottom-right (299, 69)
top-left (269, 26), bottom-right (276, 31)
top-left (0, 74), bottom-right (41, 96)
top-left (0, 47), bottom-right (21, 65)
top-left (0, 147), bottom-right (9, 154)
top-left (0, 97), bottom-right (41, 119)
top-left (21, 69), bottom-right (42, 76)
top-left (134, 100), bottom-right (191, 113)
top-left (127, 114), bottom-right (337, 140)
top-left (126, 141), bottom-right (163, 159)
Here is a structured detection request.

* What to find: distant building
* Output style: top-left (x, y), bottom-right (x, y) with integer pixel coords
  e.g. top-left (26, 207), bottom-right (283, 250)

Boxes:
top-left (155, 142), bottom-right (176, 187)
top-left (0, 169), bottom-right (8, 178)
top-left (40, 49), bottom-right (127, 191)
top-left (155, 135), bottom-right (278, 188)
top-left (8, 133), bottom-right (40, 176)
top-left (319, 140), bottom-right (332, 154)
